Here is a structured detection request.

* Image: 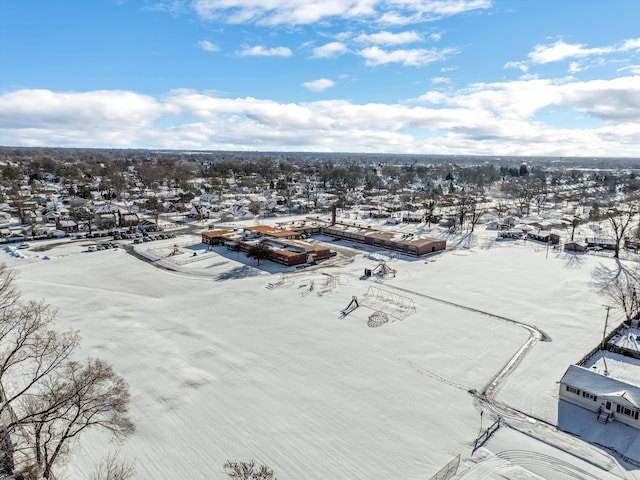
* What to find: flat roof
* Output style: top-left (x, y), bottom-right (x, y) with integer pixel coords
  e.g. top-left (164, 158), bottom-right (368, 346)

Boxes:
top-left (202, 229), bottom-right (234, 237)
top-left (324, 223), bottom-right (444, 247)
top-left (245, 225), bottom-right (298, 237)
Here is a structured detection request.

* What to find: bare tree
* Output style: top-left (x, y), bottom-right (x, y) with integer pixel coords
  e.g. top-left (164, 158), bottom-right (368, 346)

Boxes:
top-left (422, 195), bottom-right (439, 227)
top-left (89, 453), bottom-right (136, 480)
top-left (0, 300), bottom-right (80, 425)
top-left (21, 358), bottom-right (134, 478)
top-left (224, 460), bottom-right (277, 480)
top-left (605, 204), bottom-right (637, 258)
top-left (0, 263), bottom-right (20, 311)
top-left (592, 263), bottom-right (640, 321)
top-left (454, 194), bottom-right (470, 232)
top-left (503, 177), bottom-right (545, 216)
top-left (457, 189), bottom-right (486, 233)
top-left (246, 241), bottom-right (271, 266)
top-left (0, 264), bottom-right (133, 479)
top-left (570, 216), bottom-right (581, 242)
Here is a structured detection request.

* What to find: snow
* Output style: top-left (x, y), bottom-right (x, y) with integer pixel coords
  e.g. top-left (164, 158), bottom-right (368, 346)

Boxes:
top-left (610, 326), bottom-right (640, 353)
top-left (5, 223), bottom-right (640, 479)
top-left (585, 351), bottom-right (640, 387)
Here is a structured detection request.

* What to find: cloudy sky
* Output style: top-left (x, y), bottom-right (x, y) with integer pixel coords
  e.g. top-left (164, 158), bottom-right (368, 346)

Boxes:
top-left (1, 0), bottom-right (639, 156)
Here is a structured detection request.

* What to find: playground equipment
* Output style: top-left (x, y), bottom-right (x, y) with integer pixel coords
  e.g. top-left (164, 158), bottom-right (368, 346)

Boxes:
top-left (265, 273), bottom-right (293, 290)
top-left (367, 311), bottom-right (389, 328)
top-left (299, 280), bottom-right (315, 297)
top-left (340, 296), bottom-right (359, 316)
top-left (362, 286), bottom-right (416, 319)
top-left (325, 274), bottom-right (340, 288)
top-left (373, 261), bottom-right (396, 279)
top-left (169, 244), bottom-right (183, 256)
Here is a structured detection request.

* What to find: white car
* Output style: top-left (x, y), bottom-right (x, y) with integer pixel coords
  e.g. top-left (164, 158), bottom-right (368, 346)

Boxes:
top-left (17, 243), bottom-right (29, 249)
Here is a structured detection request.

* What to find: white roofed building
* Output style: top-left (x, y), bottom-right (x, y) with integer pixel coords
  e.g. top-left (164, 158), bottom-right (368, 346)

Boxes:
top-left (559, 364), bottom-right (640, 428)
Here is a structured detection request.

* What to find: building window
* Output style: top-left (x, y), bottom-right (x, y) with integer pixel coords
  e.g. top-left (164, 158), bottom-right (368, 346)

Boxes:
top-left (616, 404), bottom-right (635, 417)
top-left (566, 386), bottom-right (580, 395)
top-left (582, 391), bottom-right (597, 401)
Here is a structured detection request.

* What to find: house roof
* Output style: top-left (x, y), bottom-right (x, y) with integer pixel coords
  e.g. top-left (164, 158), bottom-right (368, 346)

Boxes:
top-left (561, 364), bottom-right (640, 407)
top-left (585, 237), bottom-right (616, 245)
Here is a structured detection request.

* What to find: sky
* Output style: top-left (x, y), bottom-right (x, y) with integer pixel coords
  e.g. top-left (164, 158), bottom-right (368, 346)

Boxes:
top-left (1, 0), bottom-right (639, 156)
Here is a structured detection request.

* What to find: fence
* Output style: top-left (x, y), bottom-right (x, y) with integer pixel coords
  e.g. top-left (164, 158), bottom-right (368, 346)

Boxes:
top-left (145, 240), bottom-right (216, 266)
top-left (473, 418), bottom-right (500, 451)
top-left (577, 320), bottom-right (627, 367)
top-left (428, 454), bottom-right (460, 480)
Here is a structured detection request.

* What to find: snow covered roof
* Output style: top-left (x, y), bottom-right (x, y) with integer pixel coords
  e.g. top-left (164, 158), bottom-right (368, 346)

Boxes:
top-left (561, 364), bottom-right (640, 407)
top-left (609, 326), bottom-right (640, 353)
top-left (585, 237), bottom-right (616, 245)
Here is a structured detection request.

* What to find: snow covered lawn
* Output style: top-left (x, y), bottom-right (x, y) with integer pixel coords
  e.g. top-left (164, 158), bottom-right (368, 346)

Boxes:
top-left (5, 229), bottom-right (640, 479)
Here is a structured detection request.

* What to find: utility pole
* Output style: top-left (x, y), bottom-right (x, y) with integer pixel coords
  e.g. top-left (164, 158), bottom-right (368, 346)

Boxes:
top-left (546, 236), bottom-right (550, 259)
top-left (602, 305), bottom-right (612, 350)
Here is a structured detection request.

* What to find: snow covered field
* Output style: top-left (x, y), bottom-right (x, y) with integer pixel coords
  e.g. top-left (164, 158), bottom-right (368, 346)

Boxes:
top-left (4, 221), bottom-right (640, 479)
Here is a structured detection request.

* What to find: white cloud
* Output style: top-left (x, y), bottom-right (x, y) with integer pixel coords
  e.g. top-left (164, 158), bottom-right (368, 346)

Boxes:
top-left (311, 42), bottom-right (348, 58)
top-left (414, 75), bottom-right (640, 124)
top-left (431, 77), bottom-right (450, 84)
top-left (529, 41), bottom-right (613, 64)
top-left (358, 46), bottom-right (457, 66)
top-left (197, 40), bottom-right (220, 52)
top-left (504, 61), bottom-right (528, 73)
top-left (528, 37), bottom-right (640, 64)
top-left (192, 0), bottom-right (491, 26)
top-left (237, 45), bottom-right (293, 57)
top-left (618, 65), bottom-right (640, 75)
top-left (2, 76), bottom-right (639, 156)
top-left (354, 30), bottom-right (423, 46)
top-left (430, 32), bottom-right (442, 42)
top-left (0, 89), bottom-right (170, 129)
top-left (622, 38), bottom-right (640, 50)
top-left (568, 62), bottom-right (584, 74)
top-left (303, 78), bottom-right (335, 92)
top-left (144, 0), bottom-right (189, 14)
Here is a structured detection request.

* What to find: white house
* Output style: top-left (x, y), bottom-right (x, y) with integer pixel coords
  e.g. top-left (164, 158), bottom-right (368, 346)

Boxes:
top-left (559, 364), bottom-right (640, 428)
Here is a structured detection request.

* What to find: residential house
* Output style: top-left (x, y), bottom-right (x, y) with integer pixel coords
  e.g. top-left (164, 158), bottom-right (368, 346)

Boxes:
top-left (585, 237), bottom-right (617, 250)
top-left (119, 212), bottom-right (139, 228)
top-left (559, 364), bottom-right (640, 429)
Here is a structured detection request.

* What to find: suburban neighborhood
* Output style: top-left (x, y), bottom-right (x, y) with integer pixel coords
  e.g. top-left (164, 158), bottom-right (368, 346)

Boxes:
top-left (2, 148), bottom-right (640, 478)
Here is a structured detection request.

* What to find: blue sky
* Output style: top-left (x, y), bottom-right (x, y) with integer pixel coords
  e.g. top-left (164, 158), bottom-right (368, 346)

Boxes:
top-left (1, 0), bottom-right (639, 156)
